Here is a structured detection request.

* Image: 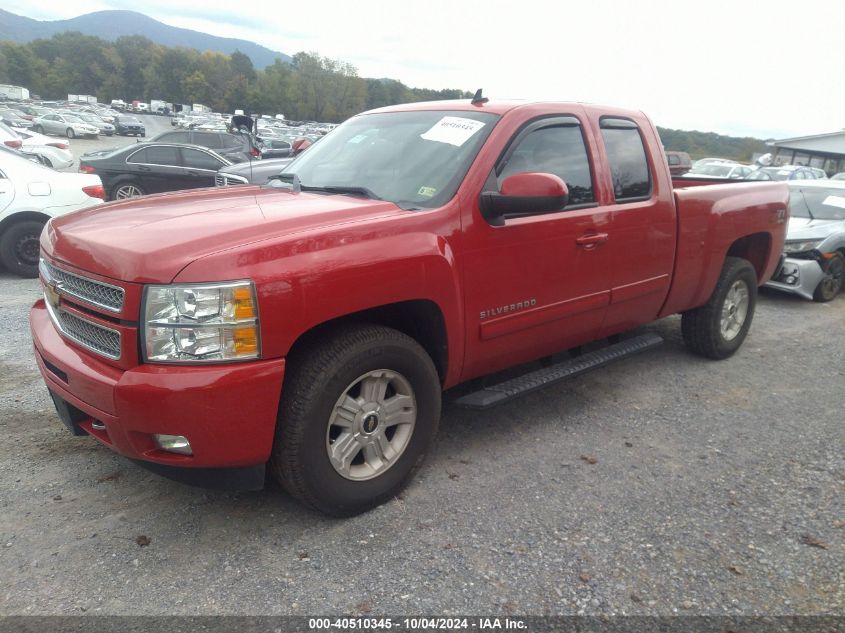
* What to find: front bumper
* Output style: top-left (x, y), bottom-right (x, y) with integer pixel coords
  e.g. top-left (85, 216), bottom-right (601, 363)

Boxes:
top-left (31, 300), bottom-right (286, 489)
top-left (764, 256), bottom-right (825, 301)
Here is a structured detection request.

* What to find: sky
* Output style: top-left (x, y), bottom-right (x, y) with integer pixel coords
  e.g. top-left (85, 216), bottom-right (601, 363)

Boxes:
top-left (7, 0), bottom-right (844, 139)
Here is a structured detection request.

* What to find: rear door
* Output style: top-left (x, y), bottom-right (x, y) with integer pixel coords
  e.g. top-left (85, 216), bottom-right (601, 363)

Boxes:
top-left (592, 117), bottom-right (676, 336)
top-left (461, 110), bottom-right (615, 379)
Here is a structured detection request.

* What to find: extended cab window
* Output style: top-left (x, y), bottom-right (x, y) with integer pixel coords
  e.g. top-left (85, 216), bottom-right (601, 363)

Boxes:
top-left (600, 119), bottom-right (652, 202)
top-left (497, 123), bottom-right (594, 206)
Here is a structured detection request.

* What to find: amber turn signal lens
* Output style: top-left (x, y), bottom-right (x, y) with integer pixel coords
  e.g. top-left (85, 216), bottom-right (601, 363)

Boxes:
top-left (233, 286), bottom-right (256, 320)
top-left (233, 326), bottom-right (258, 355)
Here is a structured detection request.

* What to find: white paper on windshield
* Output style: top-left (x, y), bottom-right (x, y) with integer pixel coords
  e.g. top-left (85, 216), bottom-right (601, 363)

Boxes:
top-left (822, 195), bottom-right (845, 210)
top-left (420, 117), bottom-right (485, 147)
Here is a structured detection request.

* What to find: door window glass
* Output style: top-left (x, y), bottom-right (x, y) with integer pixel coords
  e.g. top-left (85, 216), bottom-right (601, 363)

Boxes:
top-left (498, 124), bottom-right (595, 206)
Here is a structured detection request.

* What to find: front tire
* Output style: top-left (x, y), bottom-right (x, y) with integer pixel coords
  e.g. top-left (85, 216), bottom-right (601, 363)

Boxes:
top-left (813, 252), bottom-right (844, 302)
top-left (271, 324), bottom-right (441, 516)
top-left (66, 128), bottom-right (75, 139)
top-left (682, 256), bottom-right (758, 360)
top-left (34, 125), bottom-right (44, 134)
top-left (0, 220), bottom-right (45, 278)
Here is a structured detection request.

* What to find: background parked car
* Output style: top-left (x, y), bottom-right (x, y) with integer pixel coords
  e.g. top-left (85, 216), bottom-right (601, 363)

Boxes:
top-left (665, 150), bottom-right (691, 175)
top-left (113, 115), bottom-right (146, 137)
top-left (0, 144), bottom-right (104, 276)
top-left (685, 160), bottom-right (752, 179)
top-left (765, 180), bottom-right (845, 301)
top-left (0, 108), bottom-right (32, 129)
top-left (33, 112), bottom-right (99, 139)
top-left (150, 129), bottom-right (260, 163)
top-left (0, 121), bottom-right (23, 150)
top-left (746, 166), bottom-right (824, 181)
top-left (14, 128), bottom-right (73, 169)
top-left (259, 138), bottom-right (294, 159)
top-left (77, 113), bottom-right (115, 136)
top-left (215, 156), bottom-right (294, 186)
top-left (79, 142), bottom-right (231, 200)
top-left (831, 173), bottom-right (845, 181)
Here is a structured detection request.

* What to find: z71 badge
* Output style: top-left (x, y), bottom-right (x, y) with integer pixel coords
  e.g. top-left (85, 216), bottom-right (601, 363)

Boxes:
top-left (480, 299), bottom-right (537, 320)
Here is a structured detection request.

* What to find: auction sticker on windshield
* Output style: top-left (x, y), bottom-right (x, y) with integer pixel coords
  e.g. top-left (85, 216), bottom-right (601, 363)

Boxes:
top-left (421, 116), bottom-right (485, 147)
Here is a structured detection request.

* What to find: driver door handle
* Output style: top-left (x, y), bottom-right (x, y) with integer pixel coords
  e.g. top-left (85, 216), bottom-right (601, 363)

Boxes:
top-left (575, 232), bottom-right (609, 247)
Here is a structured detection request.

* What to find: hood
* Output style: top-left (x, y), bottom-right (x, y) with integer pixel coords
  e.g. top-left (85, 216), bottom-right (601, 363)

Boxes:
top-left (219, 158), bottom-right (292, 183)
top-left (786, 216), bottom-right (845, 241)
top-left (43, 186), bottom-right (406, 283)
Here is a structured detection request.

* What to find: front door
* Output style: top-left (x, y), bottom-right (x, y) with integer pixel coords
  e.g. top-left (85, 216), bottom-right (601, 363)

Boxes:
top-left (460, 113), bottom-right (615, 380)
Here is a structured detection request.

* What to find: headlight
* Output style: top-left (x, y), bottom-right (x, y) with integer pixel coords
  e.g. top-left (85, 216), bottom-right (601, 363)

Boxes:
top-left (142, 281), bottom-right (260, 363)
top-left (783, 239), bottom-right (823, 254)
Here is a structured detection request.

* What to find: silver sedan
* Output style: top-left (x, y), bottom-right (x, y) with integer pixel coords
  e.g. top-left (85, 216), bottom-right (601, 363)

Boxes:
top-left (33, 113), bottom-right (100, 139)
top-left (766, 180), bottom-right (845, 301)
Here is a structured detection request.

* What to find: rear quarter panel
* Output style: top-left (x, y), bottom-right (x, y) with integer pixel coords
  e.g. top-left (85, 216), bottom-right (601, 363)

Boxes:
top-left (660, 181), bottom-right (789, 317)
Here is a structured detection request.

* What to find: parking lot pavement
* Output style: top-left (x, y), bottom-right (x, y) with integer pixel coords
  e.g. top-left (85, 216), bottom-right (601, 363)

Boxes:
top-left (52, 113), bottom-right (174, 171)
top-left (0, 271), bottom-right (842, 616)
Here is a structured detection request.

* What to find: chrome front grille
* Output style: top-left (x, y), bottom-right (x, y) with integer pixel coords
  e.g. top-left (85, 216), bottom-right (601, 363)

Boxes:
top-left (43, 298), bottom-right (122, 361)
top-left (40, 259), bottom-right (124, 312)
top-left (215, 173), bottom-right (248, 187)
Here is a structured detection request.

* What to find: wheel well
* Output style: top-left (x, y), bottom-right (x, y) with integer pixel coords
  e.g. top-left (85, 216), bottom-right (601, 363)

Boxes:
top-left (0, 212), bottom-right (51, 239)
top-left (286, 300), bottom-right (449, 382)
top-left (726, 233), bottom-right (771, 283)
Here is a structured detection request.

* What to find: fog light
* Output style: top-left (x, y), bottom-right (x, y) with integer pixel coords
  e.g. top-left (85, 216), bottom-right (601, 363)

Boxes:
top-left (153, 434), bottom-right (193, 455)
top-left (785, 275), bottom-right (797, 285)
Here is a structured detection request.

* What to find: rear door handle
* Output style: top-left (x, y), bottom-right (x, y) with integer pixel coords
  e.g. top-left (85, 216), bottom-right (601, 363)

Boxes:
top-left (575, 232), bottom-right (609, 247)
top-left (138, 166), bottom-right (151, 172)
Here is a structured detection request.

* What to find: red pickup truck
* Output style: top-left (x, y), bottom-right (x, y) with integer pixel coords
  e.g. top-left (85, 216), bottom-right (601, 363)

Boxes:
top-left (31, 98), bottom-right (789, 516)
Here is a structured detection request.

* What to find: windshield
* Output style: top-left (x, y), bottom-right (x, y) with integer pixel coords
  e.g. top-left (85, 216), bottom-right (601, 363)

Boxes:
top-left (789, 187), bottom-right (845, 220)
top-left (272, 110), bottom-right (499, 209)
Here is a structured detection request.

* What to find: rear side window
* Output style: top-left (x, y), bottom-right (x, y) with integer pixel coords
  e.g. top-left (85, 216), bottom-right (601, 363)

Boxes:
top-left (181, 148), bottom-right (224, 170)
top-left (600, 119), bottom-right (652, 202)
top-left (220, 134), bottom-right (245, 149)
top-left (145, 146), bottom-right (180, 166)
top-left (668, 154), bottom-right (680, 166)
top-left (498, 122), bottom-right (595, 206)
top-left (158, 131), bottom-right (189, 143)
top-left (194, 132), bottom-right (222, 149)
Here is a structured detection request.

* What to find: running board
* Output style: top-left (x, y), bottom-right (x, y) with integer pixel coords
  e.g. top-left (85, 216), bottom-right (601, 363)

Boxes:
top-left (453, 333), bottom-right (664, 410)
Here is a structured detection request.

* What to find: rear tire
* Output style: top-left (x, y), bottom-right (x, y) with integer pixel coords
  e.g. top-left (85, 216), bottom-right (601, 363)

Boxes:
top-left (111, 180), bottom-right (145, 200)
top-left (813, 252), bottom-right (844, 302)
top-left (270, 324), bottom-right (441, 516)
top-left (682, 256), bottom-right (757, 360)
top-left (0, 220), bottom-right (45, 278)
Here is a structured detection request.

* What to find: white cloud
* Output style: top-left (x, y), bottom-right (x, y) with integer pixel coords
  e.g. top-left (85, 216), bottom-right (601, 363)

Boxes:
top-left (10, 0), bottom-right (845, 137)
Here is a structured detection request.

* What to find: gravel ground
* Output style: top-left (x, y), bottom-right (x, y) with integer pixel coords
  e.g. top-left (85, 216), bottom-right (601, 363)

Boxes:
top-left (0, 270), bottom-right (842, 616)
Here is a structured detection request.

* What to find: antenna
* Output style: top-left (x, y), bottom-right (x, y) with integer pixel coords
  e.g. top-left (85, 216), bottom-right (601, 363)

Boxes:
top-left (471, 89), bottom-right (488, 105)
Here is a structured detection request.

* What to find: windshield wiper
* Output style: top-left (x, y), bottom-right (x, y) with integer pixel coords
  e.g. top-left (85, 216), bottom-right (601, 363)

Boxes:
top-left (300, 184), bottom-right (382, 200)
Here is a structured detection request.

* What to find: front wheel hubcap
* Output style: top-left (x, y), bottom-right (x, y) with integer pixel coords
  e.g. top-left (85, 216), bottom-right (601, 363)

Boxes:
top-left (326, 369), bottom-right (417, 481)
top-left (720, 280), bottom-right (749, 341)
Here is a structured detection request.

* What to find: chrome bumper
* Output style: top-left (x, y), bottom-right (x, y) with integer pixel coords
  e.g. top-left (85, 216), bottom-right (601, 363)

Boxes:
top-left (764, 257), bottom-right (825, 301)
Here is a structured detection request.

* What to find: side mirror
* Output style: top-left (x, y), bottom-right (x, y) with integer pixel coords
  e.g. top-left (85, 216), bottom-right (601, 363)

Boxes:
top-left (480, 172), bottom-right (569, 226)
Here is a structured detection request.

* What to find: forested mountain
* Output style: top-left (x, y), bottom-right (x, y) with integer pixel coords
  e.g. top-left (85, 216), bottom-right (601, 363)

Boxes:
top-left (0, 33), bottom-right (470, 122)
top-left (657, 127), bottom-right (770, 162)
top-left (0, 9), bottom-right (289, 69)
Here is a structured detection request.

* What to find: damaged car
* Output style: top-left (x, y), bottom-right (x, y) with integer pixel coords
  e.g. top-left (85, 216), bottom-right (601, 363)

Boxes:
top-left (766, 180), bottom-right (845, 301)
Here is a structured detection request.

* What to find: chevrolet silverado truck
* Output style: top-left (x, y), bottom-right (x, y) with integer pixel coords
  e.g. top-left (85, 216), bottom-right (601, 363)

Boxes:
top-left (31, 98), bottom-right (789, 516)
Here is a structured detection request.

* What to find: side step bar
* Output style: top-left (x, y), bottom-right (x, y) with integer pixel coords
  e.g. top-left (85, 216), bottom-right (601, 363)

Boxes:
top-left (453, 333), bottom-right (664, 410)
